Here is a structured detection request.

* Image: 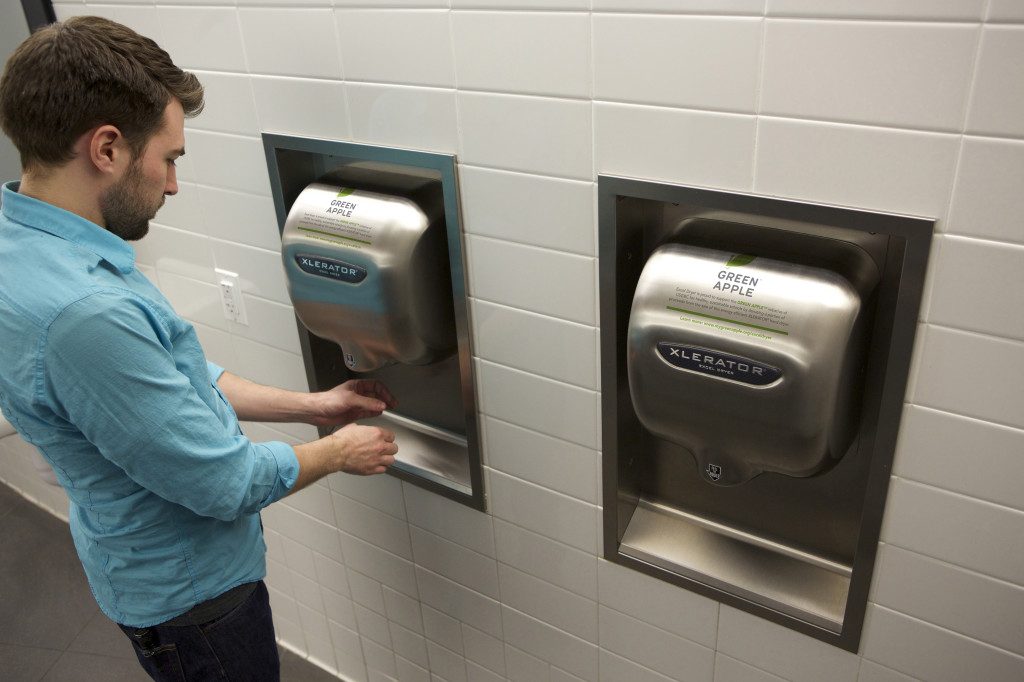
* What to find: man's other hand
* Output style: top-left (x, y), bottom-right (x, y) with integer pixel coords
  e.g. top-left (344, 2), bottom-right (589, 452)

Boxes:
top-left (313, 379), bottom-right (398, 427)
top-left (329, 424), bottom-right (398, 475)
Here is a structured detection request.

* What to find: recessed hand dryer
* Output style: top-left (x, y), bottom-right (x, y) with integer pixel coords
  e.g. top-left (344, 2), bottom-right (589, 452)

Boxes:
top-left (601, 178), bottom-right (935, 650)
top-left (627, 243), bottom-right (873, 486)
top-left (281, 181), bottom-right (455, 372)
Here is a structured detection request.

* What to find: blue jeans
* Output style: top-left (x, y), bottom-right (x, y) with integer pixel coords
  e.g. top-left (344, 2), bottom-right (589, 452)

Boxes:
top-left (118, 581), bottom-right (280, 681)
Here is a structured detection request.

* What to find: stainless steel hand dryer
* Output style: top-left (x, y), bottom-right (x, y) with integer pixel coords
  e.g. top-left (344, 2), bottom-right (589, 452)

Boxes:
top-left (627, 243), bottom-right (874, 486)
top-left (281, 181), bottom-right (455, 372)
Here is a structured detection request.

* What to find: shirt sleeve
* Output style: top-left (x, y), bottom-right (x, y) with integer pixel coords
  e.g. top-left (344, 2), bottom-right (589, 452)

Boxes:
top-left (43, 290), bottom-right (298, 520)
top-left (207, 361), bottom-right (225, 383)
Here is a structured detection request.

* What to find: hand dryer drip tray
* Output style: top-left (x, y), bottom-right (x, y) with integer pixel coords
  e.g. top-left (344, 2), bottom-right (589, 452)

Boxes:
top-left (364, 411), bottom-right (472, 496)
top-left (618, 498), bottom-right (851, 633)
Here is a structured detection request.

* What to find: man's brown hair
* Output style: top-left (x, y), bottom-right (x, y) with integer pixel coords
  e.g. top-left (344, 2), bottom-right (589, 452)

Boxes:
top-left (0, 16), bottom-right (203, 171)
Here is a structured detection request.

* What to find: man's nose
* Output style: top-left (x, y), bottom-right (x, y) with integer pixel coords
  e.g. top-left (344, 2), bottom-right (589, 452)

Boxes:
top-left (165, 166), bottom-right (178, 196)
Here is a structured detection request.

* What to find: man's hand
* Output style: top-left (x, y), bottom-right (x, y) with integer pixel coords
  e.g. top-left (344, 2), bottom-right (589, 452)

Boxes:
top-left (328, 423), bottom-right (398, 475)
top-left (290, 424), bottom-right (398, 492)
top-left (311, 379), bottom-right (398, 427)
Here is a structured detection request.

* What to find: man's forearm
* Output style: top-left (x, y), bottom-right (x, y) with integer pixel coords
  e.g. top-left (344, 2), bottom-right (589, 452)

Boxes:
top-left (216, 371), bottom-right (322, 424)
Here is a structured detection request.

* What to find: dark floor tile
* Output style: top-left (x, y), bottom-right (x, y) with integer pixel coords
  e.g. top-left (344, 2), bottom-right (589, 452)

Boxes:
top-left (66, 609), bottom-right (136, 660)
top-left (39, 651), bottom-right (151, 682)
top-left (0, 642), bottom-right (62, 682)
top-left (0, 494), bottom-right (98, 650)
top-left (0, 480), bottom-right (23, 519)
top-left (280, 647), bottom-right (340, 682)
top-left (0, 482), bottom-right (347, 682)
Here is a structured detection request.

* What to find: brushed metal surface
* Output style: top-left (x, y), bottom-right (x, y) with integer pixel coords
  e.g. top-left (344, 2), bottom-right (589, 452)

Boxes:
top-left (361, 411), bottom-right (471, 494)
top-left (265, 136), bottom-right (486, 510)
top-left (627, 244), bottom-right (869, 486)
top-left (282, 183), bottom-right (455, 372)
top-left (620, 498), bottom-right (850, 632)
top-left (598, 177), bottom-right (935, 651)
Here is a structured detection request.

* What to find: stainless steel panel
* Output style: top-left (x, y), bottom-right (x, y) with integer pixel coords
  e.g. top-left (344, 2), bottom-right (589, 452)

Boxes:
top-left (362, 411), bottom-right (471, 495)
top-left (264, 135), bottom-right (485, 511)
top-left (282, 182), bottom-right (455, 372)
top-left (628, 244), bottom-right (871, 486)
top-left (599, 177), bottom-right (936, 651)
top-left (620, 498), bottom-right (850, 633)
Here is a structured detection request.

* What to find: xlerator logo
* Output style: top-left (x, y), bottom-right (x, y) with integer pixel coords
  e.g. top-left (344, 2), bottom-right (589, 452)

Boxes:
top-left (656, 342), bottom-right (782, 386)
top-left (295, 254), bottom-right (367, 284)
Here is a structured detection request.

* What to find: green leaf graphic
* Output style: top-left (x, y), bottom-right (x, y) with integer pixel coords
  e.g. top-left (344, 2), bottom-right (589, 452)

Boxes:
top-left (726, 254), bottom-right (756, 267)
top-left (336, 188), bottom-right (355, 198)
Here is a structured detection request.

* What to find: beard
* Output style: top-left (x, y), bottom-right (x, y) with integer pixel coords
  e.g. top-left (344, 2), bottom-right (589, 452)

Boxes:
top-left (99, 160), bottom-right (163, 242)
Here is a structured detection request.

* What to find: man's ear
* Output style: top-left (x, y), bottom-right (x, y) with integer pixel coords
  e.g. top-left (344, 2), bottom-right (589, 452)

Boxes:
top-left (87, 125), bottom-right (127, 175)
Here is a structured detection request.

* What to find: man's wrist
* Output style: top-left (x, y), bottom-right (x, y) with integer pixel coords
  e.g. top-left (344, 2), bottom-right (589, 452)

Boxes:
top-left (304, 391), bottom-right (329, 426)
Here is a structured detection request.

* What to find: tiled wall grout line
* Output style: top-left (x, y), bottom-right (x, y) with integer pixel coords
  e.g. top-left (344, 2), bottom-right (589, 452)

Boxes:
top-left (869, 603), bottom-right (1024, 662)
top-left (892, 476), bottom-right (1024, 517)
top-left (877, 539), bottom-right (1024, 591)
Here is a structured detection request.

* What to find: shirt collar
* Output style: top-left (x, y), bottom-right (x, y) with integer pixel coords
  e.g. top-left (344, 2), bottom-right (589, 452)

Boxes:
top-left (1, 181), bottom-right (136, 274)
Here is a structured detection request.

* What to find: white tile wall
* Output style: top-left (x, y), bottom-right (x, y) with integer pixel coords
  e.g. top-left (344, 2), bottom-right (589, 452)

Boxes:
top-left (458, 92), bottom-right (592, 180)
top-left (597, 560), bottom-right (718, 648)
top-left (346, 83), bottom-right (457, 153)
top-left (186, 130), bottom-right (273, 196)
top-left (760, 20), bottom-right (977, 131)
top-left (336, 10), bottom-right (454, 87)
top-left (599, 606), bottom-right (715, 682)
top-left (754, 118), bottom-right (960, 217)
top-left (893, 406), bottom-right (1024, 511)
top-left (195, 185), bottom-right (281, 252)
top-left (135, 223), bottom-right (215, 283)
top-left (467, 236), bottom-right (597, 325)
top-left (871, 544), bottom-right (1024, 656)
top-left (240, 8), bottom-right (342, 80)
top-left (927, 236), bottom-right (1024, 340)
top-left (766, 0), bottom-right (985, 20)
top-left (713, 654), bottom-right (787, 682)
top-left (856, 659), bottom-right (918, 682)
top-left (948, 136), bottom-right (1024, 244)
top-left (965, 26), bottom-right (1024, 138)
top-left (484, 417), bottom-right (599, 503)
top-left (988, 1), bottom-right (1024, 23)
top-left (593, 15), bottom-right (761, 112)
top-left (471, 300), bottom-right (598, 390)
top-left (153, 181), bottom-right (204, 234)
top-left (502, 606), bottom-right (598, 681)
top-left (187, 71), bottom-right (260, 137)
top-left (11, 4), bottom-right (1024, 682)
top-left (860, 605), bottom-right (1024, 682)
top-left (495, 519), bottom-right (596, 600)
top-left (595, 103), bottom-right (756, 191)
top-left (416, 567), bottom-right (503, 638)
top-left (154, 7), bottom-right (247, 73)
top-left (716, 606), bottom-right (860, 682)
top-left (488, 470), bottom-right (599, 555)
top-left (880, 478), bottom-right (1024, 586)
top-left (410, 526), bottom-right (500, 599)
top-left (476, 360), bottom-right (600, 450)
top-left (251, 76), bottom-right (349, 141)
top-left (452, 12), bottom-right (590, 99)
top-left (913, 326), bottom-right (1024, 429)
top-left (593, 0), bottom-right (763, 12)
top-left (459, 166), bottom-right (595, 256)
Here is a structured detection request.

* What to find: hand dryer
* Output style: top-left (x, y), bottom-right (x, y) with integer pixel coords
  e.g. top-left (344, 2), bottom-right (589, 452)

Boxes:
top-left (627, 243), bottom-right (873, 486)
top-left (281, 181), bottom-right (455, 372)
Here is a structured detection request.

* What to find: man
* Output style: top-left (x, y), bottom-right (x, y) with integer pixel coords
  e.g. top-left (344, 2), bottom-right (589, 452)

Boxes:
top-left (0, 16), bottom-right (398, 681)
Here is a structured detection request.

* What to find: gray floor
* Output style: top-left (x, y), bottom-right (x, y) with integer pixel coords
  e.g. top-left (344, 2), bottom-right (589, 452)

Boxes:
top-left (0, 481), bottom-right (338, 682)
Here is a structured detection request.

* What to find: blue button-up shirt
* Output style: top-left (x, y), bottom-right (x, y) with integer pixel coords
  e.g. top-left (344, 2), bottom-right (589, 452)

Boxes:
top-left (0, 182), bottom-right (299, 627)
